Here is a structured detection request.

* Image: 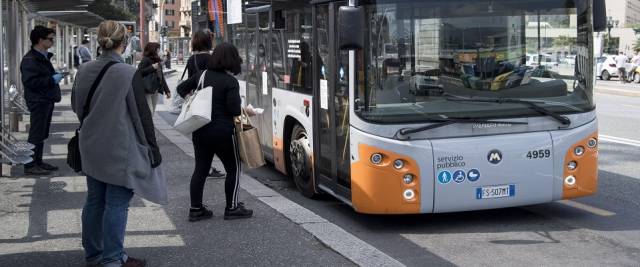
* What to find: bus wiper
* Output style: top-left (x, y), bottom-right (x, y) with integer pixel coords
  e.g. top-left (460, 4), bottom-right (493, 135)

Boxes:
top-left (444, 95), bottom-right (572, 126)
top-left (395, 117), bottom-right (528, 140)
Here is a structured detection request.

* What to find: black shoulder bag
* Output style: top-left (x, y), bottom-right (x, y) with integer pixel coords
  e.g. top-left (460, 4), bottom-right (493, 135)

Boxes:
top-left (67, 61), bottom-right (118, 172)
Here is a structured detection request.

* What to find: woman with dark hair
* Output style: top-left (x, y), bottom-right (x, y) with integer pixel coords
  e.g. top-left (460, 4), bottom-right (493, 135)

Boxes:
top-left (138, 42), bottom-right (171, 113)
top-left (177, 42), bottom-right (252, 221)
top-left (186, 30), bottom-right (213, 77)
top-left (177, 30), bottom-right (225, 178)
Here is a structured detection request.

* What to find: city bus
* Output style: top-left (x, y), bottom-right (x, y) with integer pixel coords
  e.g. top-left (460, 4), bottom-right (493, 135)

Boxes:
top-left (226, 0), bottom-right (606, 214)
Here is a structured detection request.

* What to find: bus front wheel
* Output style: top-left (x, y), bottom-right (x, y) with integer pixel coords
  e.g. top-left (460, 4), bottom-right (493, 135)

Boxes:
top-left (288, 124), bottom-right (317, 198)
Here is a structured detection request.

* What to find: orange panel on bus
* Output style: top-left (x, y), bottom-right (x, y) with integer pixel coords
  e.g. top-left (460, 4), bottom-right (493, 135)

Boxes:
top-left (562, 132), bottom-right (598, 199)
top-left (351, 143), bottom-right (421, 214)
top-left (273, 137), bottom-right (286, 174)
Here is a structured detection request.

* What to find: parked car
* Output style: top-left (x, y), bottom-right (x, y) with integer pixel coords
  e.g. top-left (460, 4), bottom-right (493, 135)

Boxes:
top-left (563, 55), bottom-right (576, 65)
top-left (596, 56), bottom-right (618, 80)
top-left (526, 54), bottom-right (559, 67)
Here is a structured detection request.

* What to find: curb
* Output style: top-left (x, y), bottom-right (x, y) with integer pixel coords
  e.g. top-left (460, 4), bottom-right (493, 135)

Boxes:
top-left (152, 113), bottom-right (405, 267)
top-left (595, 86), bottom-right (640, 97)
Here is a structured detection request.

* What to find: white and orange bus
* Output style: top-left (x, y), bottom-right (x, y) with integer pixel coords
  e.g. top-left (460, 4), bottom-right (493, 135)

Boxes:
top-left (226, 0), bottom-right (606, 214)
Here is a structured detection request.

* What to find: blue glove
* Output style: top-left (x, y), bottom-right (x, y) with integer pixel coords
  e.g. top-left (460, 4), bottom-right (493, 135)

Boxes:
top-left (52, 73), bottom-right (64, 84)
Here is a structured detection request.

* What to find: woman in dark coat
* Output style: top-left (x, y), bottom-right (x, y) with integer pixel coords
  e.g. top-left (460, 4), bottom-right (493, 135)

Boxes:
top-left (177, 43), bottom-right (252, 221)
top-left (138, 42), bottom-right (171, 113)
top-left (181, 30), bottom-right (225, 178)
top-left (164, 49), bottom-right (172, 69)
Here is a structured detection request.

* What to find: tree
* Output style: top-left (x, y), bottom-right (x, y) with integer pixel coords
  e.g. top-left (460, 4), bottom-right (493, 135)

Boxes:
top-left (634, 37), bottom-right (640, 52)
top-left (552, 35), bottom-right (573, 48)
top-left (88, 0), bottom-right (135, 21)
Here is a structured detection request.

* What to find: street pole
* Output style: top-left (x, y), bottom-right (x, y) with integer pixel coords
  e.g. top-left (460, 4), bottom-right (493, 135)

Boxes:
top-left (160, 0), bottom-right (165, 52)
top-left (140, 0), bottom-right (146, 49)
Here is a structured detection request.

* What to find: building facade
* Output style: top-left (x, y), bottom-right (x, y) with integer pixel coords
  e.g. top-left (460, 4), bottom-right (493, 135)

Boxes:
top-left (603, 0), bottom-right (640, 54)
top-left (179, 0), bottom-right (192, 38)
top-left (164, 0), bottom-right (181, 37)
top-left (607, 0), bottom-right (640, 27)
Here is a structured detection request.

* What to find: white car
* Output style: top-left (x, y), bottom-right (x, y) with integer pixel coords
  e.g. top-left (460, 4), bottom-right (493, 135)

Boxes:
top-left (526, 54), bottom-right (559, 67)
top-left (563, 55), bottom-right (576, 65)
top-left (596, 56), bottom-right (619, 80)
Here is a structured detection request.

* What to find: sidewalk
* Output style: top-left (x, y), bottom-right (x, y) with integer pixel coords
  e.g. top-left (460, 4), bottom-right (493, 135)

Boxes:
top-left (0, 66), bottom-right (353, 266)
top-left (595, 80), bottom-right (640, 97)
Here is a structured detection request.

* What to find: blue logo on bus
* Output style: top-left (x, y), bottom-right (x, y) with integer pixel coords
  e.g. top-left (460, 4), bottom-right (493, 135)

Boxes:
top-left (467, 169), bottom-right (481, 182)
top-left (437, 170), bottom-right (452, 184)
top-left (453, 170), bottom-right (466, 183)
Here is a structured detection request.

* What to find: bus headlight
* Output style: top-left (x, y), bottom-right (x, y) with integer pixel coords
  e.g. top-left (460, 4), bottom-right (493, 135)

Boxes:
top-left (574, 146), bottom-right (585, 156)
top-left (567, 161), bottom-right (578, 170)
top-left (403, 189), bottom-right (415, 200)
top-left (393, 159), bottom-right (405, 170)
top-left (370, 153), bottom-right (383, 165)
top-left (587, 138), bottom-right (598, 148)
top-left (403, 174), bottom-right (414, 184)
top-left (565, 175), bottom-right (576, 186)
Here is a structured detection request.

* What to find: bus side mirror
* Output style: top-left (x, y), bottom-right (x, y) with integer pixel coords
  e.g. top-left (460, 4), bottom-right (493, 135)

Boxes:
top-left (593, 0), bottom-right (607, 32)
top-left (338, 6), bottom-right (364, 50)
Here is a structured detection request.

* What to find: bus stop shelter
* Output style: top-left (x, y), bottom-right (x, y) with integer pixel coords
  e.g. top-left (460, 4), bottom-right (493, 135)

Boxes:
top-left (0, 0), bottom-right (103, 168)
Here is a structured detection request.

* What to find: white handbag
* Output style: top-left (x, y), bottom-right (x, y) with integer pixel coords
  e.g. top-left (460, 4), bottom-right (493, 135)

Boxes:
top-left (173, 71), bottom-right (212, 135)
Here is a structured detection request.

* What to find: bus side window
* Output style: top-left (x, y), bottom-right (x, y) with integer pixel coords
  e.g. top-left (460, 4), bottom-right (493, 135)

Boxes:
top-left (272, 33), bottom-right (286, 89)
top-left (284, 8), bottom-right (314, 95)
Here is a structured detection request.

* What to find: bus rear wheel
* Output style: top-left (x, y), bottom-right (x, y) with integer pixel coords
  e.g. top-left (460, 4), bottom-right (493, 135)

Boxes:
top-left (288, 124), bottom-right (317, 198)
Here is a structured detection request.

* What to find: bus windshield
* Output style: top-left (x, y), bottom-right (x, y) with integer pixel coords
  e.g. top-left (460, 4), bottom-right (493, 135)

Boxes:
top-left (356, 0), bottom-right (594, 124)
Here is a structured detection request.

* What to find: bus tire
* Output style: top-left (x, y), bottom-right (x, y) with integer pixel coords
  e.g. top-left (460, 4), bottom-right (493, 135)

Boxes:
top-left (601, 70), bottom-right (611, 80)
top-left (288, 124), bottom-right (317, 198)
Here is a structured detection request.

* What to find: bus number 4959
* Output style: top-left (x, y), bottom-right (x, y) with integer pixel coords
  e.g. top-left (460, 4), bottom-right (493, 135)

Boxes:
top-left (526, 149), bottom-right (551, 159)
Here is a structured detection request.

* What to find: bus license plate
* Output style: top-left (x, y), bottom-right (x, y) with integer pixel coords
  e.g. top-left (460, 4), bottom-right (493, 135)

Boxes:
top-left (476, 185), bottom-right (516, 199)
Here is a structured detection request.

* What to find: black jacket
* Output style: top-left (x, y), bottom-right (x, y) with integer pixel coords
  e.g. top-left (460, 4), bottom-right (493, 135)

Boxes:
top-left (20, 48), bottom-right (62, 103)
top-left (177, 70), bottom-right (241, 136)
top-left (186, 53), bottom-right (212, 78)
top-left (137, 57), bottom-right (170, 95)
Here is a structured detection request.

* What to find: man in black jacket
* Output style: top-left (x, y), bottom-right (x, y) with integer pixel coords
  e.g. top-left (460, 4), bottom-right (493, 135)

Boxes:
top-left (20, 25), bottom-right (62, 175)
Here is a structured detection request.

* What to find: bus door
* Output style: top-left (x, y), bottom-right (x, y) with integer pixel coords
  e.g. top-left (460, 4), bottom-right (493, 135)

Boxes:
top-left (313, 2), bottom-right (351, 199)
top-left (250, 9), bottom-right (274, 158)
top-left (245, 13), bottom-right (260, 135)
top-left (259, 10), bottom-right (275, 158)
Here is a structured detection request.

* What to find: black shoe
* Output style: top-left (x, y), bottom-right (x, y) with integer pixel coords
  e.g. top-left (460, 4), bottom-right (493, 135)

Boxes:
top-left (24, 165), bottom-right (51, 176)
top-left (39, 162), bottom-right (59, 171)
top-left (224, 203), bottom-right (253, 220)
top-left (189, 205), bottom-right (213, 222)
top-left (123, 256), bottom-right (147, 267)
top-left (208, 167), bottom-right (226, 178)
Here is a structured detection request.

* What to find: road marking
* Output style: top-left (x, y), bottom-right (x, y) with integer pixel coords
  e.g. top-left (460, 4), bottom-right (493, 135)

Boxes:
top-left (600, 135), bottom-right (640, 147)
top-left (621, 104), bottom-right (640, 109)
top-left (153, 112), bottom-right (405, 267)
top-left (558, 200), bottom-right (616, 217)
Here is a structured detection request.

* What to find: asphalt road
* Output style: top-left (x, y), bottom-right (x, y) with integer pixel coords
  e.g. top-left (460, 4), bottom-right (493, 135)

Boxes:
top-left (242, 84), bottom-right (640, 266)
